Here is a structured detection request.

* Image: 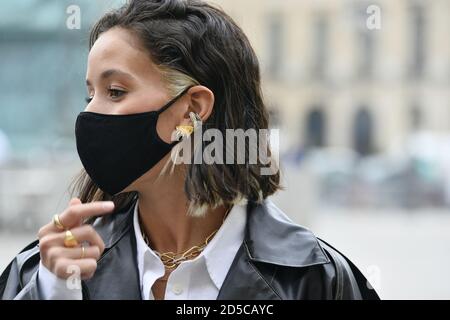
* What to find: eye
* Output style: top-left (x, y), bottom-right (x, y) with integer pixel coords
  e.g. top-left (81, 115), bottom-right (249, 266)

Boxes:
top-left (108, 88), bottom-right (126, 100)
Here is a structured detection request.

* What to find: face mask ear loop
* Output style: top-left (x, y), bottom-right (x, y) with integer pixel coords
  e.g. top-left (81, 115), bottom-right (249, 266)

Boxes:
top-left (156, 85), bottom-right (196, 116)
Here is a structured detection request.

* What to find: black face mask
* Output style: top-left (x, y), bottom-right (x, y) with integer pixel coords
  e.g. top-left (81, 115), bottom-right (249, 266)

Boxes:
top-left (75, 87), bottom-right (191, 196)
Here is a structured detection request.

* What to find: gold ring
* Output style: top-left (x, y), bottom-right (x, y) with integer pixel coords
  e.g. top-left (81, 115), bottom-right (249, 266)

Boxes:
top-left (53, 214), bottom-right (66, 230)
top-left (80, 245), bottom-right (86, 259)
top-left (64, 230), bottom-right (78, 248)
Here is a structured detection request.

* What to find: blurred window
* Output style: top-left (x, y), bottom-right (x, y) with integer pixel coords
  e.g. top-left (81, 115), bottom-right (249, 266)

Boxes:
top-left (305, 108), bottom-right (326, 148)
top-left (0, 0), bottom-right (120, 153)
top-left (353, 108), bottom-right (374, 156)
top-left (267, 14), bottom-right (283, 78)
top-left (358, 29), bottom-right (375, 78)
top-left (268, 108), bottom-right (281, 129)
top-left (410, 4), bottom-right (426, 78)
top-left (311, 14), bottom-right (328, 80)
top-left (410, 105), bottom-right (423, 131)
top-left (354, 3), bottom-right (376, 79)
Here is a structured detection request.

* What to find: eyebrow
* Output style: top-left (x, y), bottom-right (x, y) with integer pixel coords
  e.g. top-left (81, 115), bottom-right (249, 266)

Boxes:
top-left (86, 69), bottom-right (136, 86)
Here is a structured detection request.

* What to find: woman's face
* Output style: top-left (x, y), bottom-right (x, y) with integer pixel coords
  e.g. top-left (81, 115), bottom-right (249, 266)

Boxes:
top-left (85, 27), bottom-right (186, 192)
top-left (86, 27), bottom-right (170, 113)
top-left (85, 27), bottom-right (182, 140)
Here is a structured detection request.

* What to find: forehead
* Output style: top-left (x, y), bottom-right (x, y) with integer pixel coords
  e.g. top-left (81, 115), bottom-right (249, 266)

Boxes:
top-left (87, 27), bottom-right (160, 80)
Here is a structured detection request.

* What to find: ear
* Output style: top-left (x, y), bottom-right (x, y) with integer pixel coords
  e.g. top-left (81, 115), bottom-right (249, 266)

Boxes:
top-left (156, 86), bottom-right (214, 144)
top-left (184, 86), bottom-right (215, 123)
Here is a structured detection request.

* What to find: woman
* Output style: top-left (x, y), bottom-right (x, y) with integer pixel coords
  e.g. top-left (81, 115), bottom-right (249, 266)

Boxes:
top-left (0, 0), bottom-right (379, 300)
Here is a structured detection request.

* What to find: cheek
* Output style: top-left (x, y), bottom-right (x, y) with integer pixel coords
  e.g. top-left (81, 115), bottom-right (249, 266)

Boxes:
top-left (156, 110), bottom-right (177, 144)
top-left (118, 88), bottom-right (170, 115)
top-left (116, 94), bottom-right (153, 115)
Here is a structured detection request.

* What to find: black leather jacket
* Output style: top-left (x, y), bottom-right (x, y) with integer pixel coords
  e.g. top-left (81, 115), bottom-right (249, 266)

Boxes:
top-left (0, 197), bottom-right (379, 300)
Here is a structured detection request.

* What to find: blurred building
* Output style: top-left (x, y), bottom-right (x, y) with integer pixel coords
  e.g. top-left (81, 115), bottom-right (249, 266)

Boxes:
top-left (0, 0), bottom-right (125, 156)
top-left (0, 0), bottom-right (123, 230)
top-left (0, 0), bottom-right (449, 229)
top-left (217, 0), bottom-right (450, 156)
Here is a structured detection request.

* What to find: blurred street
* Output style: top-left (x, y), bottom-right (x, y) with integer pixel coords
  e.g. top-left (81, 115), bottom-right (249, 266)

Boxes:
top-left (310, 209), bottom-right (450, 300)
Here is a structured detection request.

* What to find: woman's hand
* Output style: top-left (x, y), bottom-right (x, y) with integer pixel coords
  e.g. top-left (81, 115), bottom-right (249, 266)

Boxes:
top-left (37, 198), bottom-right (115, 280)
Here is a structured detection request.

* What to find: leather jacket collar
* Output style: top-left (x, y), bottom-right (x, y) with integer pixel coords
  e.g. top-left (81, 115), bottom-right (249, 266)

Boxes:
top-left (244, 199), bottom-right (329, 267)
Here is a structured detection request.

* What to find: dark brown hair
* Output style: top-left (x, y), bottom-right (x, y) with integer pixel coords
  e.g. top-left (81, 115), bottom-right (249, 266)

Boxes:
top-left (71, 0), bottom-right (281, 213)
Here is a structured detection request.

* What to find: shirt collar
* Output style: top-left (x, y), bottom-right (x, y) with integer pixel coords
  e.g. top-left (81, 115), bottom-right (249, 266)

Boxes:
top-left (132, 199), bottom-right (164, 296)
top-left (199, 201), bottom-right (247, 289)
top-left (132, 197), bottom-right (247, 291)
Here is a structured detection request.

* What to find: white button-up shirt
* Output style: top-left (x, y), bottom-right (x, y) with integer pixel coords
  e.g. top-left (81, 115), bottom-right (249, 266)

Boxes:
top-left (37, 198), bottom-right (247, 300)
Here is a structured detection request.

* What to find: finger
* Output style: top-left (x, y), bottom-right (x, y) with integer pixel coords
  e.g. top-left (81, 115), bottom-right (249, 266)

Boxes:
top-left (64, 198), bottom-right (84, 228)
top-left (40, 225), bottom-right (105, 254)
top-left (69, 198), bottom-right (82, 206)
top-left (38, 199), bottom-right (98, 237)
top-left (69, 225), bottom-right (105, 253)
top-left (58, 201), bottom-right (115, 229)
top-left (53, 258), bottom-right (98, 280)
top-left (38, 222), bottom-right (58, 239)
top-left (45, 245), bottom-right (101, 266)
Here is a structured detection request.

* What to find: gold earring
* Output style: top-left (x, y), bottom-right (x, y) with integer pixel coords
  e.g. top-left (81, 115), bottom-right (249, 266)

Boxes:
top-left (175, 112), bottom-right (195, 140)
top-left (175, 125), bottom-right (194, 139)
top-left (175, 112), bottom-right (201, 140)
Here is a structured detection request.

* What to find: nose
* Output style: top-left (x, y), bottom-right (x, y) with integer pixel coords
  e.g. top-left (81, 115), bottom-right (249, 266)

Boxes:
top-left (84, 99), bottom-right (96, 113)
top-left (83, 99), bottom-right (91, 112)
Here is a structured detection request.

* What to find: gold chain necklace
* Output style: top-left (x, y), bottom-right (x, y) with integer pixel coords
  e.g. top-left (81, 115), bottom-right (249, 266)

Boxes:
top-left (139, 206), bottom-right (232, 270)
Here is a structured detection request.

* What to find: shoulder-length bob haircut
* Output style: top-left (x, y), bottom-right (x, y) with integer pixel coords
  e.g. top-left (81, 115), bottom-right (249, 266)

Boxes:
top-left (71, 0), bottom-right (281, 216)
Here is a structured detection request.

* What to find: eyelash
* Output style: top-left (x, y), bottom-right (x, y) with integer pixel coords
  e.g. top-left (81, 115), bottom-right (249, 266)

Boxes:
top-left (108, 88), bottom-right (126, 100)
top-left (85, 88), bottom-right (127, 104)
